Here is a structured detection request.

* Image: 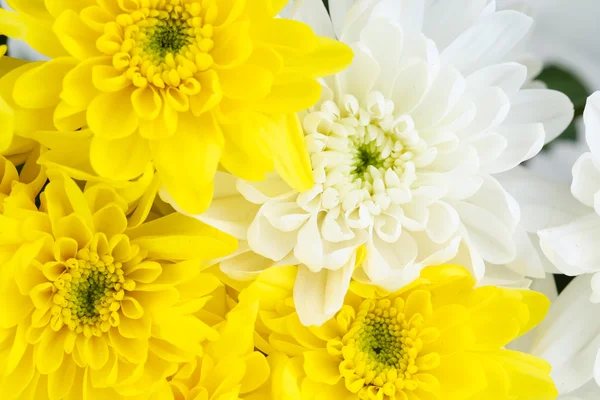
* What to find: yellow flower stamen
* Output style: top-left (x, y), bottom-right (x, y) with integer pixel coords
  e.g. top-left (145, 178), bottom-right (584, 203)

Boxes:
top-left (100, 0), bottom-right (217, 93)
top-left (338, 298), bottom-right (437, 398)
top-left (49, 234), bottom-right (137, 337)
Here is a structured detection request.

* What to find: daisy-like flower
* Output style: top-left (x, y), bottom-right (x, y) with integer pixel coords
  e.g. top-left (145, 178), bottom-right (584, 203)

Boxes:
top-left (539, 91), bottom-right (600, 301)
top-left (238, 263), bottom-right (557, 399)
top-left (150, 296), bottom-right (274, 399)
top-left (0, 175), bottom-right (237, 399)
top-left (0, 0), bottom-right (353, 214)
top-left (171, 0), bottom-right (574, 325)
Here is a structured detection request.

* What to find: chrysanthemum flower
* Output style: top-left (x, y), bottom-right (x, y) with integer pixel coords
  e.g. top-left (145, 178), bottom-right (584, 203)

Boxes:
top-left (170, 0), bottom-right (574, 325)
top-left (0, 0), bottom-right (353, 214)
top-left (148, 296), bottom-right (274, 399)
top-left (0, 175), bottom-right (237, 398)
top-left (239, 263), bottom-right (557, 399)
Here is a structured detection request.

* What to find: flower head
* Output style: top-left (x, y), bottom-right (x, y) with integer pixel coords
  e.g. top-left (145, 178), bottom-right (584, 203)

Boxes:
top-left (0, 0), bottom-right (353, 213)
top-left (175, 0), bottom-right (575, 325)
top-left (0, 174), bottom-right (237, 399)
top-left (241, 264), bottom-right (557, 399)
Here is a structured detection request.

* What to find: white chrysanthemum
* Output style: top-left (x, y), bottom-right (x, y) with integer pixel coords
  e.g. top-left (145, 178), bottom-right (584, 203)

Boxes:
top-left (167, 0), bottom-right (574, 325)
top-left (540, 91), bottom-right (600, 303)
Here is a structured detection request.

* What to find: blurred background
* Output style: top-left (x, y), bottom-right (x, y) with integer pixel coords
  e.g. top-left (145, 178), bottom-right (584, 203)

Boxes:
top-left (1, 0), bottom-right (597, 292)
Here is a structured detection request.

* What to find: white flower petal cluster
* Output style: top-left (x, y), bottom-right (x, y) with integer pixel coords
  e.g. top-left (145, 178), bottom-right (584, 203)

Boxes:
top-left (168, 0), bottom-right (574, 325)
top-left (539, 92), bottom-right (600, 303)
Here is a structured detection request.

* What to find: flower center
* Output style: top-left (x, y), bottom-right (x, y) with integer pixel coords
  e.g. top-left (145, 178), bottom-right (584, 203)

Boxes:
top-left (50, 238), bottom-right (136, 337)
top-left (302, 91), bottom-right (438, 219)
top-left (338, 298), bottom-right (425, 398)
top-left (107, 0), bottom-right (218, 90)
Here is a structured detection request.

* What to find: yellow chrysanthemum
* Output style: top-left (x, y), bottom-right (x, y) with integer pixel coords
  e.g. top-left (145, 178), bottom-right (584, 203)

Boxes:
top-left (0, 0), bottom-right (353, 213)
top-left (240, 265), bottom-right (558, 400)
top-left (148, 296), bottom-right (275, 399)
top-left (0, 174), bottom-right (237, 399)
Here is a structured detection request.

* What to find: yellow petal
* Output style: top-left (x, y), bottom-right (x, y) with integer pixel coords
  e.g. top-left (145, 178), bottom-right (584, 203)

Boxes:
top-left (303, 349), bottom-right (342, 385)
top-left (13, 58), bottom-right (77, 109)
top-left (92, 64), bottom-right (131, 92)
top-left (89, 133), bottom-right (151, 181)
top-left (219, 111), bottom-right (273, 181)
top-left (211, 19), bottom-right (252, 69)
top-left (151, 111), bottom-right (223, 214)
top-left (251, 18), bottom-right (318, 53)
top-left (265, 113), bottom-right (313, 192)
top-left (255, 80), bottom-right (322, 113)
top-left (128, 213), bottom-right (237, 261)
top-left (219, 64), bottom-right (273, 100)
top-left (61, 56), bottom-right (106, 108)
top-left (190, 70), bottom-right (222, 116)
top-left (240, 352), bottom-right (270, 393)
top-left (131, 85), bottom-right (162, 120)
top-left (276, 37), bottom-right (354, 84)
top-left (86, 88), bottom-right (139, 139)
top-left (54, 9), bottom-right (100, 59)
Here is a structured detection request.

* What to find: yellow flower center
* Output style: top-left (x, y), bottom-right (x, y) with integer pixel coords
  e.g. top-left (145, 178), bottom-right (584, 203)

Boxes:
top-left (50, 236), bottom-right (136, 337)
top-left (338, 298), bottom-right (434, 399)
top-left (108, 0), bottom-right (217, 91)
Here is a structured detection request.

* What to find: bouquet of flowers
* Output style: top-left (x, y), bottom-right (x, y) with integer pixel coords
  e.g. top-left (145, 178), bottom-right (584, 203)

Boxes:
top-left (0, 0), bottom-right (599, 399)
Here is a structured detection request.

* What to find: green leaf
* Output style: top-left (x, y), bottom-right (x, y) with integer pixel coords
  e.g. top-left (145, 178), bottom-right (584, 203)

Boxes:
top-left (323, 0), bottom-right (329, 11)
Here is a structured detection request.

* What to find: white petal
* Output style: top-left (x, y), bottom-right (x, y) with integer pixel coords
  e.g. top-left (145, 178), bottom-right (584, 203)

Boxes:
top-left (294, 259), bottom-right (354, 327)
top-left (337, 42), bottom-right (380, 103)
top-left (374, 213), bottom-right (402, 243)
top-left (236, 174), bottom-right (294, 204)
top-left (220, 247), bottom-right (276, 281)
top-left (363, 230), bottom-right (418, 283)
top-left (584, 92), bottom-right (600, 160)
top-left (572, 153), bottom-right (600, 208)
top-left (339, 0), bottom-right (377, 43)
top-left (290, 0), bottom-right (336, 38)
top-left (465, 62), bottom-right (527, 97)
top-left (425, 201), bottom-right (460, 244)
top-left (294, 213), bottom-right (324, 271)
top-left (452, 182), bottom-right (518, 265)
top-left (447, 235), bottom-right (486, 280)
top-left (538, 213), bottom-right (600, 275)
top-left (503, 89), bottom-right (574, 144)
top-left (496, 166), bottom-right (589, 232)
top-left (411, 66), bottom-right (466, 129)
top-left (262, 202), bottom-right (311, 232)
top-left (396, 0), bottom-right (424, 36)
top-left (461, 87), bottom-right (510, 137)
top-left (247, 212), bottom-right (297, 262)
top-left (503, 226), bottom-right (546, 279)
top-left (360, 18), bottom-right (404, 97)
top-left (423, 0), bottom-right (493, 51)
top-left (329, 0), bottom-right (355, 38)
top-left (531, 275), bottom-right (600, 394)
top-left (487, 123), bottom-right (545, 173)
top-left (441, 10), bottom-right (533, 75)
top-left (391, 35), bottom-right (440, 114)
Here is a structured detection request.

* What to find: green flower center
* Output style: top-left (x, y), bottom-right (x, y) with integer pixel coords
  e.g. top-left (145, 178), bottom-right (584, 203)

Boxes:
top-left (352, 144), bottom-right (385, 178)
top-left (338, 298), bottom-right (427, 396)
top-left (48, 239), bottom-right (136, 337)
top-left (145, 20), bottom-right (191, 60)
top-left (359, 319), bottom-right (403, 367)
